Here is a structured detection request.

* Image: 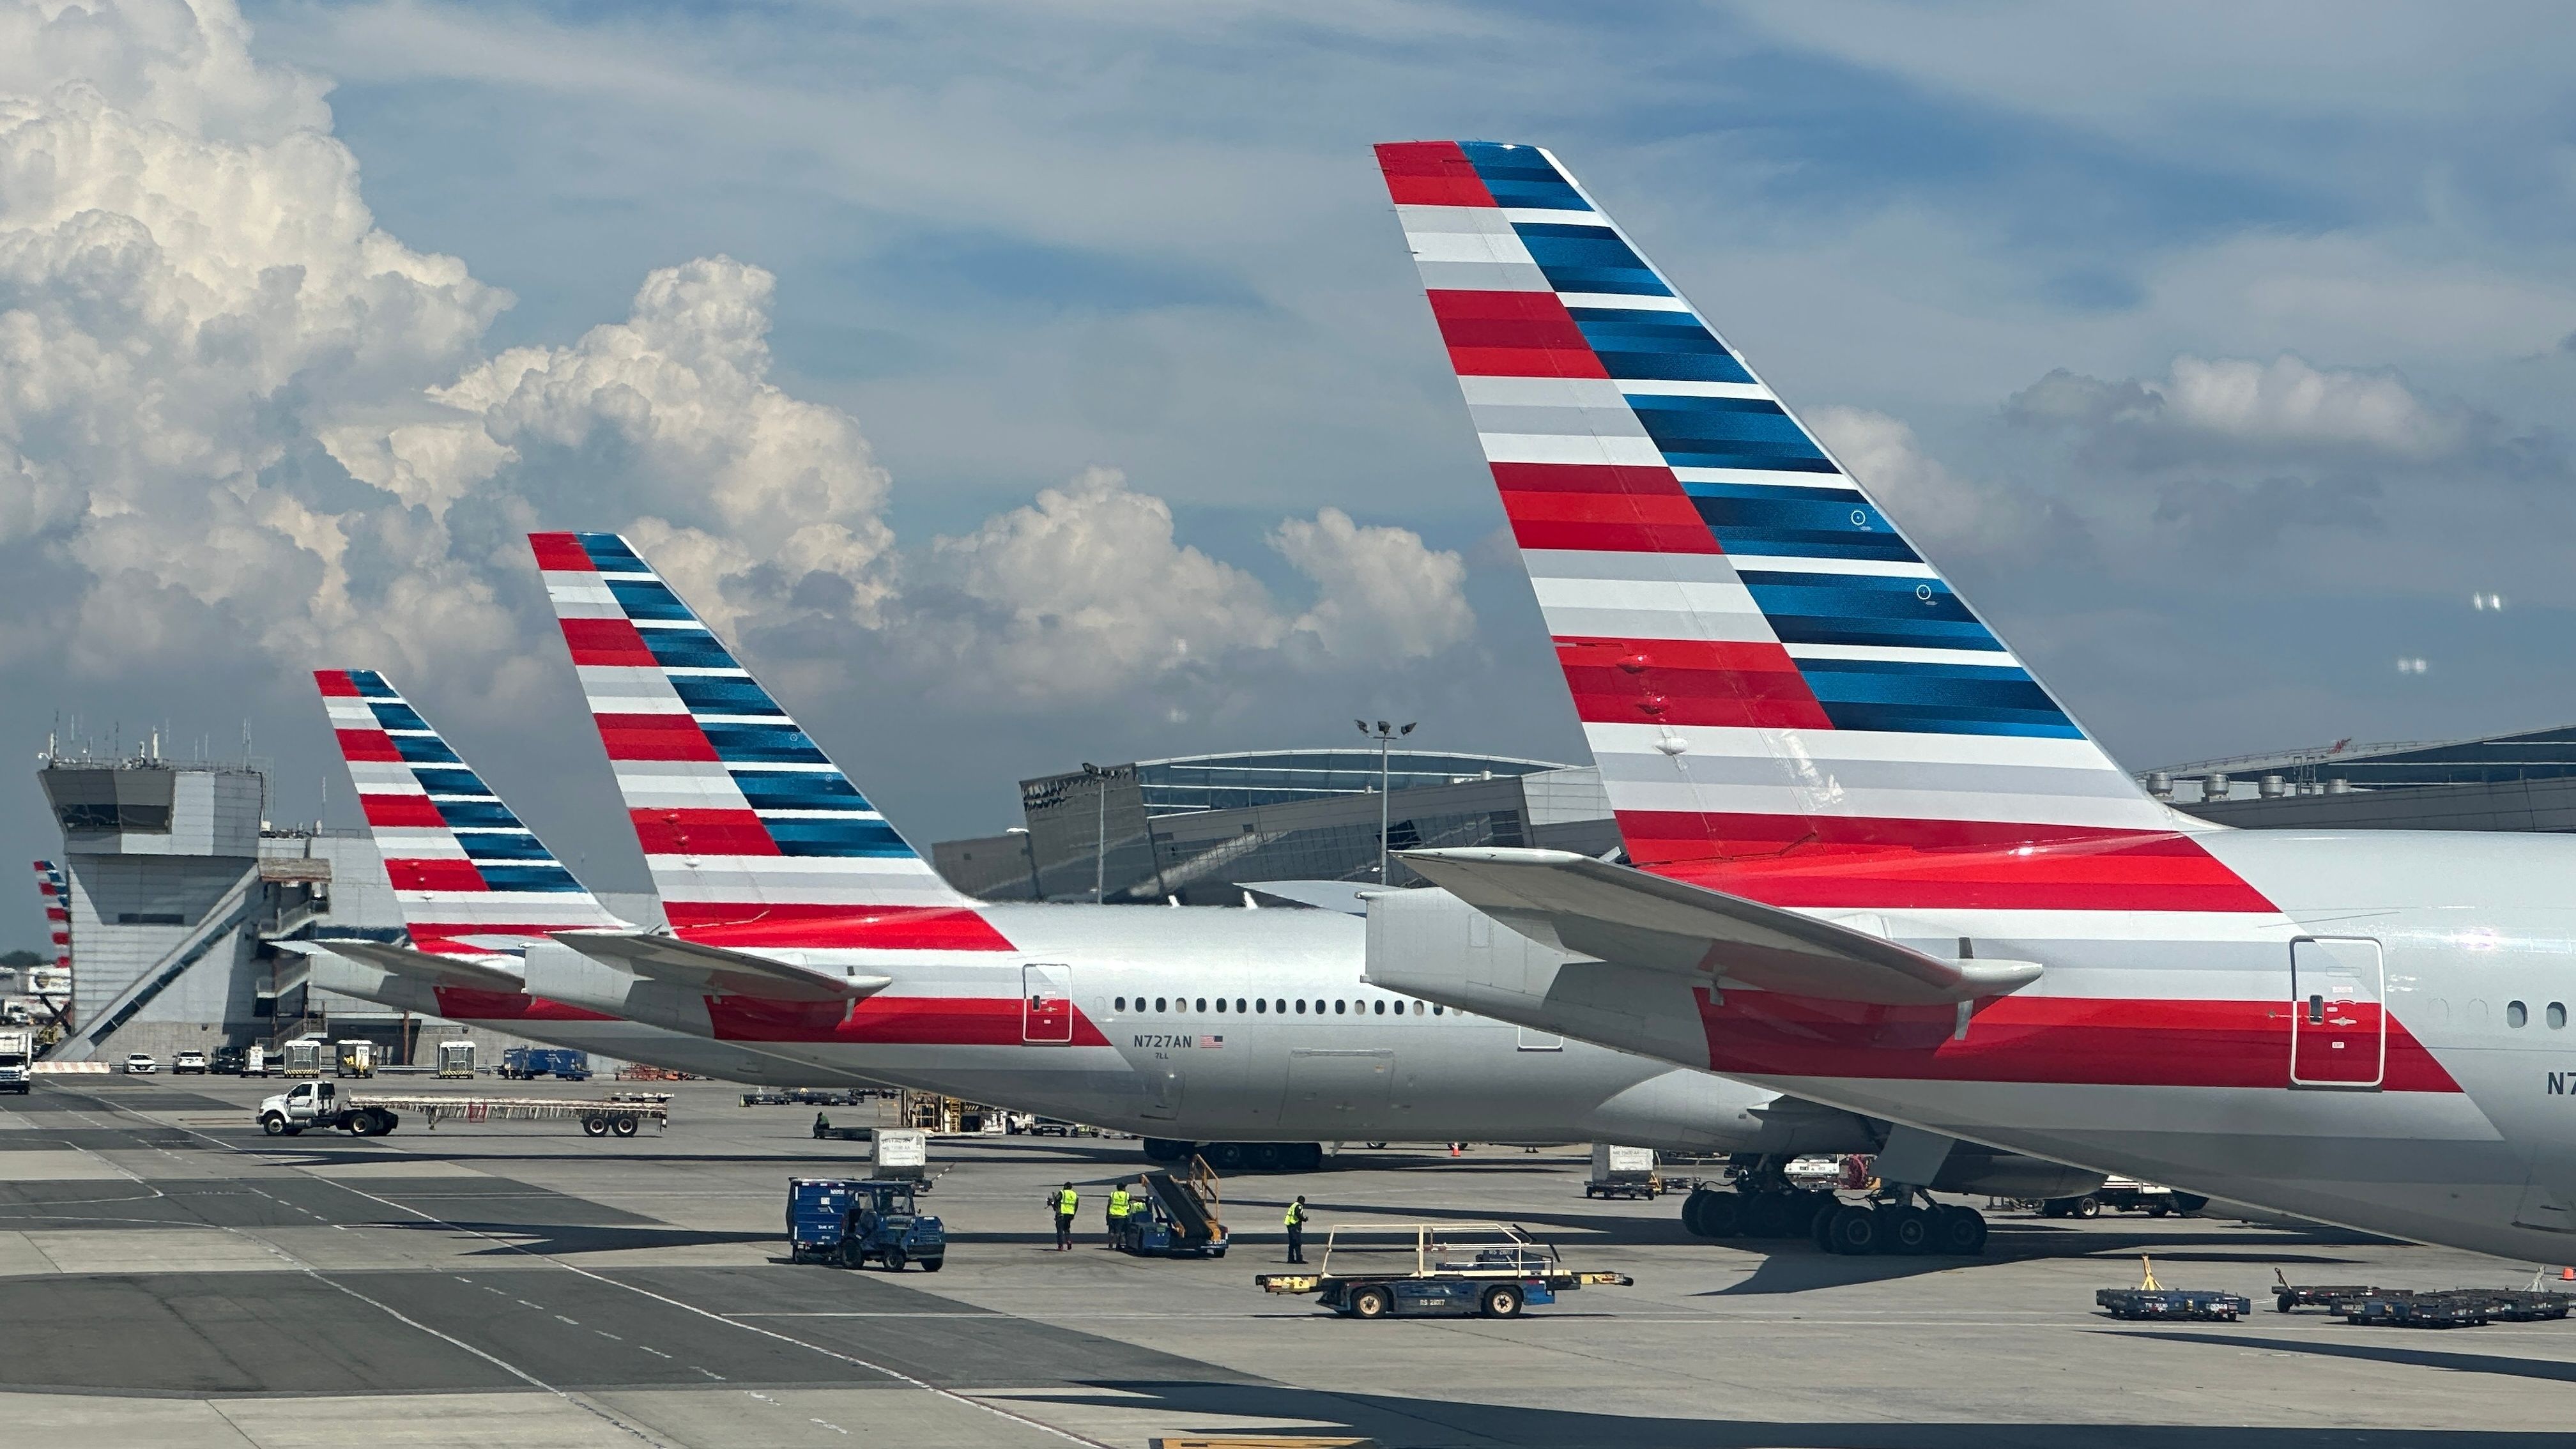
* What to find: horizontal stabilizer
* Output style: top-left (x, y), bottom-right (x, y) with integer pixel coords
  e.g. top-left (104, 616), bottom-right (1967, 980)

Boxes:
top-left (1399, 847), bottom-right (2039, 1006)
top-left (550, 930), bottom-right (891, 1002)
top-left (274, 939), bottom-right (528, 993)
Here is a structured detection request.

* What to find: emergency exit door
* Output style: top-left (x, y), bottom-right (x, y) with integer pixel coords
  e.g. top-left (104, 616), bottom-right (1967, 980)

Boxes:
top-left (2290, 937), bottom-right (2384, 1088)
top-left (1021, 963), bottom-right (1072, 1045)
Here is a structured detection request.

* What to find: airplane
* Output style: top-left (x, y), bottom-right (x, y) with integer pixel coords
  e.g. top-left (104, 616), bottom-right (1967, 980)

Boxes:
top-left (379, 526), bottom-right (2093, 1215)
top-left (304, 668), bottom-right (881, 1089)
top-left (1359, 139), bottom-right (2576, 1261)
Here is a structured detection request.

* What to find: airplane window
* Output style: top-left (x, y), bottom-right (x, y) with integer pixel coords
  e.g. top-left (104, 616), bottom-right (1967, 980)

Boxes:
top-left (1413, 1000), bottom-right (1425, 1015)
top-left (1432, 1004), bottom-right (1443, 1015)
top-left (1115, 997), bottom-right (1126, 1011)
top-left (2508, 1000), bottom-right (2529, 1028)
top-left (1372, 1000), bottom-right (1386, 1015)
top-left (1255, 998), bottom-right (1266, 1014)
top-left (1195, 997), bottom-right (1207, 1012)
top-left (1154, 997), bottom-right (1167, 1012)
top-left (1294, 999), bottom-right (1307, 1014)
top-left (1214, 997), bottom-right (1226, 1013)
top-left (1335, 1000), bottom-right (1347, 1015)
top-left (2550, 1002), bottom-right (2567, 1029)
top-left (1235, 997), bottom-right (1246, 1013)
top-left (1277, 999), bottom-right (1287, 1013)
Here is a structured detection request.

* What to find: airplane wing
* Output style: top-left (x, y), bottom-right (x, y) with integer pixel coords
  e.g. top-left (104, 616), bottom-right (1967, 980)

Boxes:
top-left (273, 939), bottom-right (529, 994)
top-left (1398, 848), bottom-right (2040, 1006)
top-left (549, 931), bottom-right (891, 1003)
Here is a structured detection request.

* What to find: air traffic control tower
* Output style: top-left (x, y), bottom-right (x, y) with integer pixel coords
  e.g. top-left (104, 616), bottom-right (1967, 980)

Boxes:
top-left (35, 749), bottom-right (399, 1062)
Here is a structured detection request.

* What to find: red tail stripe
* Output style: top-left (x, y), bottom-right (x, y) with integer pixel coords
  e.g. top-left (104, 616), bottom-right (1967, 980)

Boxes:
top-left (528, 532), bottom-right (596, 573)
top-left (668, 903), bottom-right (1016, 952)
top-left (560, 617), bottom-right (659, 668)
top-left (334, 728), bottom-right (405, 763)
top-left (1499, 495), bottom-right (1719, 556)
top-left (1425, 289), bottom-right (1608, 379)
top-left (312, 670), bottom-right (362, 698)
top-left (359, 794), bottom-right (448, 829)
top-left (630, 808), bottom-right (780, 857)
top-left (595, 713), bottom-right (719, 762)
top-left (1373, 141), bottom-right (1496, 208)
top-left (1559, 636), bottom-right (1830, 730)
top-left (384, 859), bottom-right (487, 893)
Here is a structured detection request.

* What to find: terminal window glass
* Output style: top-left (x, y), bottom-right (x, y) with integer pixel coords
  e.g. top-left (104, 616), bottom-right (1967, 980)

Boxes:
top-left (2508, 1000), bottom-right (2529, 1028)
top-left (2552, 1002), bottom-right (2568, 1030)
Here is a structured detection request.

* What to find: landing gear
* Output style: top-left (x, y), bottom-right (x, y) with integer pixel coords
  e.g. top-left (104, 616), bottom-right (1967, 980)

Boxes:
top-left (1678, 1158), bottom-right (1833, 1243)
top-left (1142, 1139), bottom-right (1324, 1172)
top-left (1813, 1189), bottom-right (1988, 1257)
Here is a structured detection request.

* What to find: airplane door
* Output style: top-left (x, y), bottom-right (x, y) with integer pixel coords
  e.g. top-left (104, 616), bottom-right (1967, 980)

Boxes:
top-left (2290, 937), bottom-right (2384, 1089)
top-left (1021, 963), bottom-right (1072, 1045)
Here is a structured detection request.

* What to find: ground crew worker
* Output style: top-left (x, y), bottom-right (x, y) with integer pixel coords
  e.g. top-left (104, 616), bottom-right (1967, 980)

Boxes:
top-left (1106, 1181), bottom-right (1135, 1250)
top-left (1048, 1182), bottom-right (1078, 1250)
top-left (1284, 1195), bottom-right (1310, 1264)
top-left (812, 1112), bottom-right (829, 1139)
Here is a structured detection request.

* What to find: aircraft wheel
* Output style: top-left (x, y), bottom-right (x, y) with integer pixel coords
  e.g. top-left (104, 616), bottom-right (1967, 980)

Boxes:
top-left (1933, 1205), bottom-right (1988, 1257)
top-left (1209, 1142), bottom-right (1244, 1169)
top-left (1293, 1143), bottom-right (1325, 1172)
top-left (1886, 1206), bottom-right (1933, 1255)
top-left (1699, 1191), bottom-right (1744, 1239)
top-left (1825, 1204), bottom-right (1880, 1255)
top-left (1251, 1143), bottom-right (1284, 1171)
top-left (1742, 1192), bottom-right (1793, 1238)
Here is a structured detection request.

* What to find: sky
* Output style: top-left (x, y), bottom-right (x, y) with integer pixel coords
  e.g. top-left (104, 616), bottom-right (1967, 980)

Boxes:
top-left (6, 0), bottom-right (2576, 947)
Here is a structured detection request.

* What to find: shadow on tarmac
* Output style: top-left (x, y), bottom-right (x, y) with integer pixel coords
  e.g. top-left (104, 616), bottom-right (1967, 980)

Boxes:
top-left (1011, 1381), bottom-right (2576, 1448)
top-left (2114, 1328), bottom-right (2576, 1386)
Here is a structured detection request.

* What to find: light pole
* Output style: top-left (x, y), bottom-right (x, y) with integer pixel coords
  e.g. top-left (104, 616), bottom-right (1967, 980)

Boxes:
top-left (1356, 719), bottom-right (1416, 884)
top-left (1080, 763), bottom-right (1130, 903)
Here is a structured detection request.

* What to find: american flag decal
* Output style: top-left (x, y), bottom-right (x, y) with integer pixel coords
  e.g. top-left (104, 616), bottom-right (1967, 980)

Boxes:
top-left (1199, 1035), bottom-right (1225, 1049)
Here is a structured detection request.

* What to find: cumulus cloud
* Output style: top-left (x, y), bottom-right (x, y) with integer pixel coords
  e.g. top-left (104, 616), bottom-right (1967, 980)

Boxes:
top-left (0, 0), bottom-right (1470, 714)
top-left (2007, 354), bottom-right (2470, 463)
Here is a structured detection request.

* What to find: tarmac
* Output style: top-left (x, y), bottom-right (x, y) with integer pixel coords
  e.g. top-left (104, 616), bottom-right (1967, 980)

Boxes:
top-left (3, 1073), bottom-right (2572, 1448)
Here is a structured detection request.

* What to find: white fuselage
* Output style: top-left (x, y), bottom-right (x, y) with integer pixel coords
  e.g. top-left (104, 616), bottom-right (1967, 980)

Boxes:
top-left (1371, 830), bottom-right (2576, 1262)
top-left (516, 902), bottom-right (1865, 1154)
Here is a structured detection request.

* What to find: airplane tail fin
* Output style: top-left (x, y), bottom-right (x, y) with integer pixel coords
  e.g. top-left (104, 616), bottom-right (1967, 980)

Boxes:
top-left (315, 669), bottom-right (626, 956)
top-left (1374, 141), bottom-right (2190, 870)
top-left (531, 532), bottom-right (1005, 945)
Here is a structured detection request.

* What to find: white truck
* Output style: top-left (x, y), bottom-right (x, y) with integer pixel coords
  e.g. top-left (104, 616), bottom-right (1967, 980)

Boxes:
top-left (256, 1080), bottom-right (674, 1138)
top-left (0, 1029), bottom-right (31, 1094)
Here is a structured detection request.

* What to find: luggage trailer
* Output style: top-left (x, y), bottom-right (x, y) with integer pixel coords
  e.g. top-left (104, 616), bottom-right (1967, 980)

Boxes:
top-left (1255, 1222), bottom-right (1632, 1320)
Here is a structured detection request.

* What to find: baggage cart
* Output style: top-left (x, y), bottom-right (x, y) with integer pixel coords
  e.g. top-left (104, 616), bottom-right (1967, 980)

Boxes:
top-left (1585, 1144), bottom-right (1661, 1200)
top-left (1255, 1222), bottom-right (1632, 1320)
top-left (2096, 1257), bottom-right (2248, 1322)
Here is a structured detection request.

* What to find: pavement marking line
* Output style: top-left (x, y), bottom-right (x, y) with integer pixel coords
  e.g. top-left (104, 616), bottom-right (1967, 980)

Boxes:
top-left (46, 1084), bottom-right (679, 1449)
top-left (557, 1315), bottom-right (582, 1326)
top-left (811, 1419), bottom-right (849, 1435)
top-left (639, 1346), bottom-right (672, 1359)
top-left (61, 1084), bottom-right (1112, 1449)
top-left (693, 1366), bottom-right (727, 1381)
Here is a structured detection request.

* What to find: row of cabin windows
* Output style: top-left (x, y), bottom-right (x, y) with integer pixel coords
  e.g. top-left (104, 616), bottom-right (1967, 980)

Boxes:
top-left (1111, 995), bottom-right (1443, 1017)
top-left (2504, 1000), bottom-right (2568, 1030)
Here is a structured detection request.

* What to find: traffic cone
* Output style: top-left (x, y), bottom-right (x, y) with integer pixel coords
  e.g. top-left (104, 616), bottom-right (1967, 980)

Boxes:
top-left (2559, 1266), bottom-right (2572, 1281)
top-left (1449, 1142), bottom-right (1461, 1158)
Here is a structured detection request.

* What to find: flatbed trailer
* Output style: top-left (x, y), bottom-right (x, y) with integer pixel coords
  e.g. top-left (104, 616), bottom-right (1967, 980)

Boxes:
top-left (2273, 1270), bottom-right (2402, 1314)
top-left (2096, 1257), bottom-right (2248, 1322)
top-left (1255, 1222), bottom-right (1631, 1321)
top-left (256, 1081), bottom-right (671, 1138)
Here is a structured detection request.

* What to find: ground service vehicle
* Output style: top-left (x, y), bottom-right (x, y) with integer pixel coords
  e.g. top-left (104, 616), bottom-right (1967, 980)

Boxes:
top-left (0, 1030), bottom-right (31, 1094)
top-left (1257, 1223), bottom-right (1630, 1320)
top-left (873, 1127), bottom-right (930, 1184)
top-left (1116, 1167), bottom-right (1229, 1258)
top-left (1587, 1144), bottom-right (1660, 1199)
top-left (335, 1040), bottom-right (376, 1077)
top-left (241, 1044), bottom-right (269, 1075)
top-left (1364, 138), bottom-right (2576, 1263)
top-left (498, 1046), bottom-right (590, 1081)
top-left (437, 1040), bottom-right (474, 1078)
top-left (786, 1177), bottom-right (945, 1271)
top-left (281, 1039), bottom-right (323, 1077)
top-left (256, 1081), bottom-right (671, 1137)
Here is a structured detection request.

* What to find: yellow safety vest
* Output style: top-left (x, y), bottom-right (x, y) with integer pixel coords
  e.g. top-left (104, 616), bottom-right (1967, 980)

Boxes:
top-left (1053, 1188), bottom-right (1078, 1215)
top-left (1284, 1203), bottom-right (1307, 1229)
top-left (1108, 1189), bottom-right (1133, 1219)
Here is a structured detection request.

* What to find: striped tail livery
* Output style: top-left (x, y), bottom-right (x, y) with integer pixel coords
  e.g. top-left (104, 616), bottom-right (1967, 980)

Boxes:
top-left (315, 668), bottom-right (626, 956)
top-left (1373, 141), bottom-right (2243, 910)
top-left (532, 532), bottom-right (1009, 950)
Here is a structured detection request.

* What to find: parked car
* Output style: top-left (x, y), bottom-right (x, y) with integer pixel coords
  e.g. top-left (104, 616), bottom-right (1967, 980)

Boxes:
top-left (121, 1052), bottom-right (158, 1074)
top-left (172, 1050), bottom-right (208, 1075)
top-left (209, 1046), bottom-right (245, 1075)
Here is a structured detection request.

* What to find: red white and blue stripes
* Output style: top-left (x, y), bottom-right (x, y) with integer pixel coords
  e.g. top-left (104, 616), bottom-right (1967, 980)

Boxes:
top-left (1376, 141), bottom-right (2195, 873)
top-left (33, 860), bottom-right (70, 992)
top-left (315, 669), bottom-right (625, 954)
top-left (533, 532), bottom-right (1005, 943)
